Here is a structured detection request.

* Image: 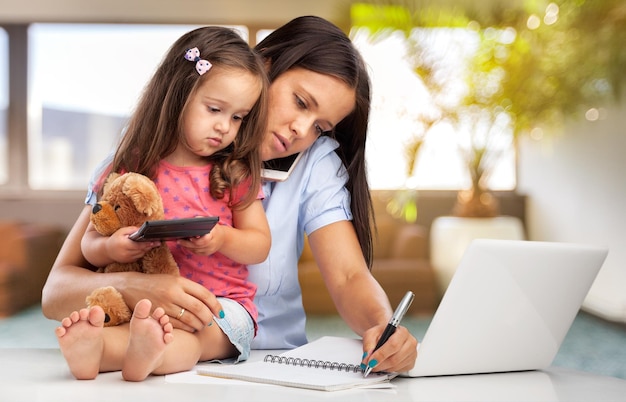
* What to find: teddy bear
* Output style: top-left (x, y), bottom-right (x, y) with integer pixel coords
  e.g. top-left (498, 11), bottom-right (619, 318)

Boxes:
top-left (85, 172), bottom-right (179, 326)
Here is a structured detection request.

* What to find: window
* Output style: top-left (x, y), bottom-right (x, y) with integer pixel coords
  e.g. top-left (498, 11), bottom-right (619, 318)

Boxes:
top-left (10, 21), bottom-right (515, 193)
top-left (352, 28), bottom-right (516, 191)
top-left (27, 24), bottom-right (247, 190)
top-left (256, 29), bottom-right (272, 45)
top-left (0, 28), bottom-right (7, 185)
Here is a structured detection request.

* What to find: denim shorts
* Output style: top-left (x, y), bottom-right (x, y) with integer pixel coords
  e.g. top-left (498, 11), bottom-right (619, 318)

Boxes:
top-left (213, 297), bottom-right (254, 363)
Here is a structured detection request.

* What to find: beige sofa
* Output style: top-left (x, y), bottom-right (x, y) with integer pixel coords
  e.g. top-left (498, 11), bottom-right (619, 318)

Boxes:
top-left (298, 196), bottom-right (437, 316)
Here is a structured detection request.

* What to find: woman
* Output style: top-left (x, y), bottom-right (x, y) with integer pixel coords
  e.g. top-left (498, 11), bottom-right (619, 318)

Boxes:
top-left (42, 15), bottom-right (418, 374)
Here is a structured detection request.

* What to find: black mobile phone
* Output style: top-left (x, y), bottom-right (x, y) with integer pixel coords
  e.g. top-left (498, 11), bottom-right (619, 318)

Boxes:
top-left (129, 216), bottom-right (219, 242)
top-left (261, 153), bottom-right (302, 182)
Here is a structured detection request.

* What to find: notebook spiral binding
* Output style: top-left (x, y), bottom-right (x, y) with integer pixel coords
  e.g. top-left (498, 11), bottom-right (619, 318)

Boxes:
top-left (263, 354), bottom-right (363, 373)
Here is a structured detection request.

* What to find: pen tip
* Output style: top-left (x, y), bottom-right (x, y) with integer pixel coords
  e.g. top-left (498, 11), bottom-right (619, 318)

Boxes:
top-left (363, 367), bottom-right (372, 378)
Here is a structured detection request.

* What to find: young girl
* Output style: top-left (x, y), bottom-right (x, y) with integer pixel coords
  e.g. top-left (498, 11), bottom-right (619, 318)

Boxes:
top-left (54, 26), bottom-right (271, 382)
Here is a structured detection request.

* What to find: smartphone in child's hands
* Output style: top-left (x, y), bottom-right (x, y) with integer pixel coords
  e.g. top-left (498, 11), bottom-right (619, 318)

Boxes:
top-left (129, 216), bottom-right (219, 242)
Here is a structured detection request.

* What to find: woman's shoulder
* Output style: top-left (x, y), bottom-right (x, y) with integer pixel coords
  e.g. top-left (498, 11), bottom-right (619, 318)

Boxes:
top-left (307, 136), bottom-right (339, 156)
top-left (302, 136), bottom-right (343, 171)
top-left (296, 136), bottom-right (348, 190)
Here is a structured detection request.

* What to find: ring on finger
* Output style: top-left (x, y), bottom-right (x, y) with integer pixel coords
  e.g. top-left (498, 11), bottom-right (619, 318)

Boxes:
top-left (177, 308), bottom-right (185, 320)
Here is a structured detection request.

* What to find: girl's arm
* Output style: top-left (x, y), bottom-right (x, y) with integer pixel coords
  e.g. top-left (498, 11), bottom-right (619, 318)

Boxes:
top-left (81, 220), bottom-right (158, 268)
top-left (177, 199), bottom-right (271, 265)
top-left (41, 205), bottom-right (221, 331)
top-left (308, 220), bottom-right (418, 374)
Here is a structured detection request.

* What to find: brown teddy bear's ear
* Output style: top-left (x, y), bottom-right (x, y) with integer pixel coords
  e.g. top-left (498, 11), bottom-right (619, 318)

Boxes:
top-left (123, 173), bottom-right (164, 219)
top-left (102, 172), bottom-right (121, 196)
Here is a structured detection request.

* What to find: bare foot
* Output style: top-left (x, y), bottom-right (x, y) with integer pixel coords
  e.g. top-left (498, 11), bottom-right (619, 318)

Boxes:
top-left (122, 299), bottom-right (173, 382)
top-left (55, 306), bottom-right (105, 380)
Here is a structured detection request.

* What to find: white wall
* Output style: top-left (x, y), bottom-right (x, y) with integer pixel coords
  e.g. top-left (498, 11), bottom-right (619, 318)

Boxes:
top-left (0, 0), bottom-right (351, 28)
top-left (517, 104), bottom-right (626, 323)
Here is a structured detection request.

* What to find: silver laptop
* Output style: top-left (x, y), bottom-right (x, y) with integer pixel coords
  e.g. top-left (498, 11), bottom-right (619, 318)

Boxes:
top-left (405, 238), bottom-right (608, 377)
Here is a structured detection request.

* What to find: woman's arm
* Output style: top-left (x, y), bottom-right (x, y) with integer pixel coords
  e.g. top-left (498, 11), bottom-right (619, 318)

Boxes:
top-left (308, 220), bottom-right (418, 373)
top-left (41, 205), bottom-right (221, 331)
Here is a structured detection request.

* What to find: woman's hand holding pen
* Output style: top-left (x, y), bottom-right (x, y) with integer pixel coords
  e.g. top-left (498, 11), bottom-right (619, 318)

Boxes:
top-left (361, 324), bottom-right (418, 374)
top-left (361, 291), bottom-right (418, 375)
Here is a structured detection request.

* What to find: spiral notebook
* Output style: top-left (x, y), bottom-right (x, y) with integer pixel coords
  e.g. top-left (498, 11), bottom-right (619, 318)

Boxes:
top-left (196, 336), bottom-right (396, 391)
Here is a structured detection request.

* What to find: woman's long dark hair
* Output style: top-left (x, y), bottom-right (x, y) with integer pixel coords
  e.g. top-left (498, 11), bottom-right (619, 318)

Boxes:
top-left (101, 26), bottom-right (269, 209)
top-left (256, 16), bottom-right (375, 268)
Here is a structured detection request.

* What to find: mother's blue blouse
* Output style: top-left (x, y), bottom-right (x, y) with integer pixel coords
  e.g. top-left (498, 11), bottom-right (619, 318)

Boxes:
top-left (250, 136), bottom-right (352, 349)
top-left (85, 136), bottom-right (352, 350)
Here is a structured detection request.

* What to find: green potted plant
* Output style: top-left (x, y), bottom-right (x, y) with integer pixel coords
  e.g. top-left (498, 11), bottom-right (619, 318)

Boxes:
top-left (353, 0), bottom-right (626, 218)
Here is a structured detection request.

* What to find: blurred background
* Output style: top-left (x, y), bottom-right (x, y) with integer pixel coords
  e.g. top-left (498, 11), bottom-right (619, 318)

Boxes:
top-left (0, 0), bottom-right (624, 330)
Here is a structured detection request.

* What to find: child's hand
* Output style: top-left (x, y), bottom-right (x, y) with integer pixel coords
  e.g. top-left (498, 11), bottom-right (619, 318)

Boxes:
top-left (176, 223), bottom-right (225, 256)
top-left (106, 226), bottom-right (160, 263)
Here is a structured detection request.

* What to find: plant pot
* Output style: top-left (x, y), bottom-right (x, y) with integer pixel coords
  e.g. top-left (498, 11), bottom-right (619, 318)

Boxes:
top-left (452, 188), bottom-right (500, 218)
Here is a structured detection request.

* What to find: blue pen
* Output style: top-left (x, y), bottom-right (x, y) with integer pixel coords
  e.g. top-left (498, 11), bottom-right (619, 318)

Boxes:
top-left (363, 291), bottom-right (415, 377)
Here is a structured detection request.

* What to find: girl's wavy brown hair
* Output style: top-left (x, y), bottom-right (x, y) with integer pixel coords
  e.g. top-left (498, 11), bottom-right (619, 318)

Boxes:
top-left (101, 26), bottom-right (268, 209)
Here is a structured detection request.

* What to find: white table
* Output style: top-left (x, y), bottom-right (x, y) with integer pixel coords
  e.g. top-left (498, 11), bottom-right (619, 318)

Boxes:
top-left (2, 348), bottom-right (626, 401)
